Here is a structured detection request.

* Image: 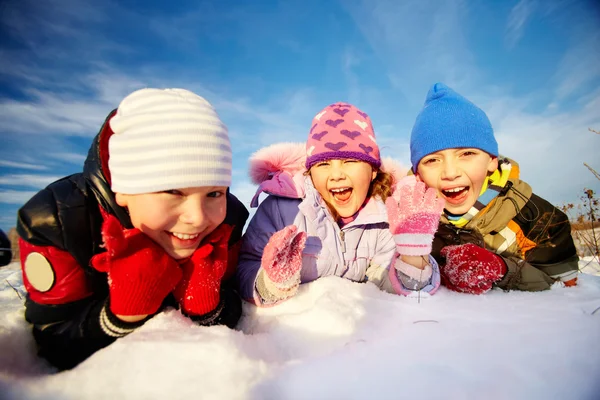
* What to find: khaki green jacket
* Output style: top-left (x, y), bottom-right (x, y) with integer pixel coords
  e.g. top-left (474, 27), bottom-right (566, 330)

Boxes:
top-left (432, 158), bottom-right (579, 292)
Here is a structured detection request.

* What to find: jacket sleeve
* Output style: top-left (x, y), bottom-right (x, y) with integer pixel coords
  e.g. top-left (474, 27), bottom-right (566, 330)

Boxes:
top-left (221, 191), bottom-right (250, 281)
top-left (17, 186), bottom-right (147, 371)
top-left (0, 228), bottom-right (12, 266)
top-left (496, 193), bottom-right (579, 291)
top-left (366, 229), bottom-right (440, 296)
top-left (236, 196), bottom-right (289, 304)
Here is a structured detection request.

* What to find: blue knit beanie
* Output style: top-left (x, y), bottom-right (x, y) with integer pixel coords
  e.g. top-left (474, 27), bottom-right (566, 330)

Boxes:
top-left (410, 82), bottom-right (498, 172)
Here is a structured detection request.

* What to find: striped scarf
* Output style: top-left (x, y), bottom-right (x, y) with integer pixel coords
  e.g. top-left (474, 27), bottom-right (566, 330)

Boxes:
top-left (446, 160), bottom-right (512, 228)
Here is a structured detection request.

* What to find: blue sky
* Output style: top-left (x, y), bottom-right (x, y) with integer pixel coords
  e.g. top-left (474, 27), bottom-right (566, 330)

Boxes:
top-left (1, 0), bottom-right (599, 233)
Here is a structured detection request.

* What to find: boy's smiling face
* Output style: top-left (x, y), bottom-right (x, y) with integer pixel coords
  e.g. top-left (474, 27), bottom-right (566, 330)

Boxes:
top-left (416, 148), bottom-right (498, 215)
top-left (115, 186), bottom-right (228, 259)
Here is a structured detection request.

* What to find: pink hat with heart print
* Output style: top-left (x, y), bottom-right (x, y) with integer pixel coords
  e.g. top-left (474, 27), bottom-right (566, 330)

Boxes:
top-left (305, 102), bottom-right (381, 170)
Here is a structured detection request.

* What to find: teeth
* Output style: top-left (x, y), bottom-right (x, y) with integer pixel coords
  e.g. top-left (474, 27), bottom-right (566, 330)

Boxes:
top-left (331, 188), bottom-right (350, 193)
top-left (444, 187), bottom-right (465, 193)
top-left (172, 232), bottom-right (200, 240)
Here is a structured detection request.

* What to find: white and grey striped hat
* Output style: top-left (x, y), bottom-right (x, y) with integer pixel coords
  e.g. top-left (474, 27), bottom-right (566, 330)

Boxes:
top-left (108, 88), bottom-right (232, 194)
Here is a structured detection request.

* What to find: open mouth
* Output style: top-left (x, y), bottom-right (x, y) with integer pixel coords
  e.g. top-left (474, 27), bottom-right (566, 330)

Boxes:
top-left (330, 187), bottom-right (353, 203)
top-left (442, 186), bottom-right (469, 204)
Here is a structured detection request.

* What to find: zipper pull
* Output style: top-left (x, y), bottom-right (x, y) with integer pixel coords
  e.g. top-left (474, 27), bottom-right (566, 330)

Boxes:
top-left (339, 230), bottom-right (346, 253)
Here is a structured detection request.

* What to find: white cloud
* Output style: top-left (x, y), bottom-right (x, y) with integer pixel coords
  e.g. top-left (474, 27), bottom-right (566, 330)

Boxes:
top-left (47, 153), bottom-right (87, 165)
top-left (483, 90), bottom-right (600, 205)
top-left (0, 161), bottom-right (48, 171)
top-left (344, 0), bottom-right (479, 101)
top-left (0, 175), bottom-right (61, 188)
top-left (553, 31), bottom-right (600, 100)
top-left (0, 191), bottom-right (37, 205)
top-left (505, 0), bottom-right (536, 49)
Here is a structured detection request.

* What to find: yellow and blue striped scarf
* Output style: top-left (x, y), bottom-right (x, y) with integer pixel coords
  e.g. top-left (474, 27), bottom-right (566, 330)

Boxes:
top-left (446, 160), bottom-right (512, 228)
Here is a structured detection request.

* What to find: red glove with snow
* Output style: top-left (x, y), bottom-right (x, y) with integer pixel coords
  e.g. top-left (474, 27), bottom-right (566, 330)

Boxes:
top-left (260, 225), bottom-right (307, 298)
top-left (173, 224), bottom-right (233, 316)
top-left (440, 243), bottom-right (507, 295)
top-left (91, 215), bottom-right (182, 316)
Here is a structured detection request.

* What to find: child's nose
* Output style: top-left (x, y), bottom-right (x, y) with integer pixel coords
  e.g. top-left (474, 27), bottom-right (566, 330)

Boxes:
top-left (329, 165), bottom-right (347, 180)
top-left (441, 159), bottom-right (460, 180)
top-left (181, 199), bottom-right (208, 226)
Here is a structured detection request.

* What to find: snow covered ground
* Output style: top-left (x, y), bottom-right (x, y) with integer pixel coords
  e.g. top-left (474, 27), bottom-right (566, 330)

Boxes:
top-left (1, 259), bottom-right (599, 400)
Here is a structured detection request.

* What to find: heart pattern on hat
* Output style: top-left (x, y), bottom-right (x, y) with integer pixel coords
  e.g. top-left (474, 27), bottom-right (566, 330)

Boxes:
top-left (333, 108), bottom-right (350, 117)
top-left (325, 142), bottom-right (347, 152)
top-left (312, 131), bottom-right (328, 141)
top-left (359, 143), bottom-right (373, 155)
top-left (341, 130), bottom-right (361, 140)
top-left (326, 119), bottom-right (344, 128)
top-left (305, 102), bottom-right (381, 170)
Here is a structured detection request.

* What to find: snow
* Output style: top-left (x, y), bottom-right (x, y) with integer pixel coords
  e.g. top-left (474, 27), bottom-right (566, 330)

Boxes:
top-left (1, 259), bottom-right (600, 400)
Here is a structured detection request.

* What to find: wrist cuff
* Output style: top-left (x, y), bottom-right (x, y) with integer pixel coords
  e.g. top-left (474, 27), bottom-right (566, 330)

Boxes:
top-left (394, 257), bottom-right (433, 281)
top-left (100, 299), bottom-right (148, 338)
top-left (394, 233), bottom-right (434, 256)
top-left (187, 297), bottom-right (225, 326)
top-left (256, 269), bottom-right (298, 303)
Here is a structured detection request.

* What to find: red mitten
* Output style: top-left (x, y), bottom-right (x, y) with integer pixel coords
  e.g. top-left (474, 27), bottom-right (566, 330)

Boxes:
top-left (173, 224), bottom-right (233, 316)
top-left (261, 225), bottom-right (307, 293)
top-left (440, 243), bottom-right (507, 295)
top-left (91, 215), bottom-right (182, 316)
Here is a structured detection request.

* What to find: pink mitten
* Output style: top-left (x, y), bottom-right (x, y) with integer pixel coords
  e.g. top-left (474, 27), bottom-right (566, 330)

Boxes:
top-left (261, 225), bottom-right (307, 293)
top-left (385, 176), bottom-right (445, 256)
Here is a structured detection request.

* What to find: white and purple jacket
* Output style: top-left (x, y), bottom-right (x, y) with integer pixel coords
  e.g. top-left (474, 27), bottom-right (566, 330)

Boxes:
top-left (236, 143), bottom-right (441, 305)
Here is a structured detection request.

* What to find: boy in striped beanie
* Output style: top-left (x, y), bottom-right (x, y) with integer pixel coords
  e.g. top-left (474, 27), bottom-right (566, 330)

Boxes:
top-left (17, 88), bottom-right (249, 370)
top-left (410, 82), bottom-right (578, 294)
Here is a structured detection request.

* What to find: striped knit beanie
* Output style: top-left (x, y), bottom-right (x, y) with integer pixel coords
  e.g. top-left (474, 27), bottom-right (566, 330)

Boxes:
top-left (305, 102), bottom-right (381, 170)
top-left (108, 88), bottom-right (232, 194)
top-left (410, 82), bottom-right (498, 172)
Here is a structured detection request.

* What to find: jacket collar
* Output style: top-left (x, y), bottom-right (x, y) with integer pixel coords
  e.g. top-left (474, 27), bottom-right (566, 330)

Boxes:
top-left (298, 176), bottom-right (388, 229)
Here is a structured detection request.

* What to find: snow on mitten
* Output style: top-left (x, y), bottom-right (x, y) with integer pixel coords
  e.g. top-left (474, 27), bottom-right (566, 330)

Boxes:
top-left (440, 243), bottom-right (507, 295)
top-left (257, 225), bottom-right (307, 302)
top-left (91, 215), bottom-right (182, 316)
top-left (385, 176), bottom-right (445, 256)
top-left (173, 224), bottom-right (233, 317)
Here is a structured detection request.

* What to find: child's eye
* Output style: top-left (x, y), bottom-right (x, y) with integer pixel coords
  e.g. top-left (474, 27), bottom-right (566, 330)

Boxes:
top-left (461, 149), bottom-right (478, 157)
top-left (344, 160), bottom-right (358, 164)
top-left (422, 158), bottom-right (438, 165)
top-left (315, 162), bottom-right (330, 168)
top-left (207, 191), bottom-right (224, 198)
top-left (162, 189), bottom-right (183, 196)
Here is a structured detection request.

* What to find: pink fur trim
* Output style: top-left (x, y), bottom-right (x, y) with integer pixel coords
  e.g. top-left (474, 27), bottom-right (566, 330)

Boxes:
top-left (380, 157), bottom-right (408, 187)
top-left (249, 143), bottom-right (307, 184)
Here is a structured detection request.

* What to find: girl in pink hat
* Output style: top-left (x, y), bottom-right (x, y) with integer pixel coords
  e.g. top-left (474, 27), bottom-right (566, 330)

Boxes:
top-left (237, 102), bottom-right (445, 305)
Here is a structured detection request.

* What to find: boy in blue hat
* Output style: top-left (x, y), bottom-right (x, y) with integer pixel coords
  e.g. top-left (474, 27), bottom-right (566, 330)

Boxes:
top-left (410, 82), bottom-right (579, 294)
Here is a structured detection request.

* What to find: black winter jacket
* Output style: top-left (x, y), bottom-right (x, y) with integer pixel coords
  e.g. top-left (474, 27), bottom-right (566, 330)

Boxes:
top-left (17, 110), bottom-right (249, 370)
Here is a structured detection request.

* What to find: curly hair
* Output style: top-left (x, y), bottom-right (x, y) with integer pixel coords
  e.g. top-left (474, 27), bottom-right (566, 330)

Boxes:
top-left (368, 169), bottom-right (395, 202)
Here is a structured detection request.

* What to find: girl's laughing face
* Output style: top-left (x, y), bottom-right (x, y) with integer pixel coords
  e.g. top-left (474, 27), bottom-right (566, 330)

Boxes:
top-left (310, 159), bottom-right (376, 218)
